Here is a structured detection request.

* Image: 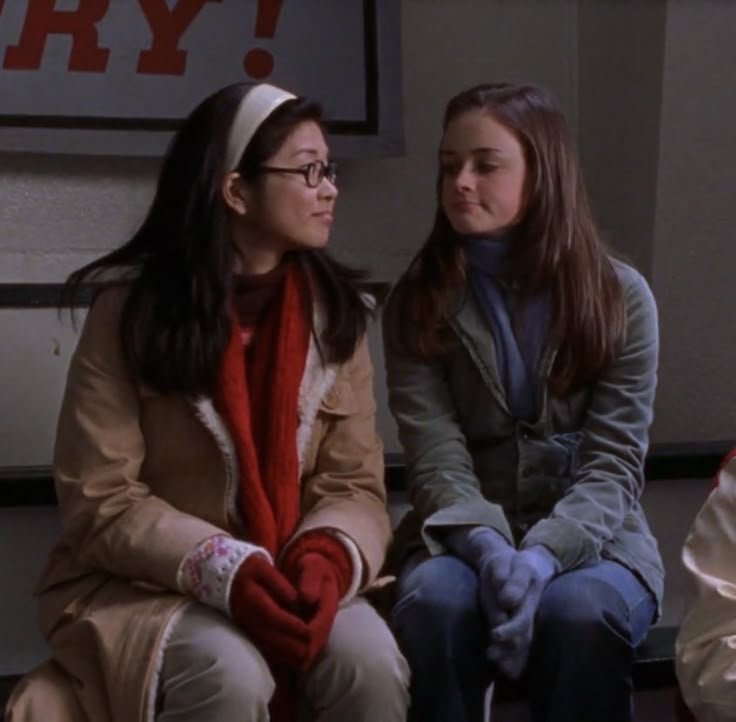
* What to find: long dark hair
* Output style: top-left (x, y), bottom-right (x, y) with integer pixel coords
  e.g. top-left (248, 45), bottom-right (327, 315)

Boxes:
top-left (396, 82), bottom-right (625, 396)
top-left (63, 83), bottom-right (367, 396)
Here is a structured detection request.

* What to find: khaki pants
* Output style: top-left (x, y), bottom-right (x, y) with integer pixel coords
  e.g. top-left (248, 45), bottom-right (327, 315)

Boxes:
top-left (156, 599), bottom-right (410, 722)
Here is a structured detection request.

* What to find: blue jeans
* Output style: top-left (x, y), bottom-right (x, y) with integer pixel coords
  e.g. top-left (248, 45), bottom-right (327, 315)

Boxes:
top-left (391, 554), bottom-right (656, 722)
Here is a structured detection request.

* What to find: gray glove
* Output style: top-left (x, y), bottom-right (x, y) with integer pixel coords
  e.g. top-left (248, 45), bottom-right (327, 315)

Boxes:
top-left (446, 526), bottom-right (516, 629)
top-left (486, 545), bottom-right (560, 679)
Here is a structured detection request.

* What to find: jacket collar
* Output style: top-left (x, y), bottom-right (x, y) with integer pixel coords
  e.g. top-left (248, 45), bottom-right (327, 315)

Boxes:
top-left (449, 288), bottom-right (509, 411)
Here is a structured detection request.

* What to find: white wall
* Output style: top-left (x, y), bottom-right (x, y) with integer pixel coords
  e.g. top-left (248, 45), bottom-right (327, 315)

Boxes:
top-left (651, 0), bottom-right (736, 442)
top-left (577, 0), bottom-right (666, 275)
top-left (0, 508), bottom-right (60, 675)
top-left (0, 154), bottom-right (157, 283)
top-left (0, 310), bottom-right (79, 466)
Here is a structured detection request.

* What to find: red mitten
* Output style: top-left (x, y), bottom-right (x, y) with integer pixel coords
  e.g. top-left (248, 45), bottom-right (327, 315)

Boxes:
top-left (280, 532), bottom-right (353, 666)
top-left (229, 554), bottom-right (310, 670)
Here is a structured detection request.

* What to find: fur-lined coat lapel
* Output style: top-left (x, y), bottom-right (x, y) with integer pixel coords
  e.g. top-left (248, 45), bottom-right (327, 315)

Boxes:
top-left (190, 306), bottom-right (338, 527)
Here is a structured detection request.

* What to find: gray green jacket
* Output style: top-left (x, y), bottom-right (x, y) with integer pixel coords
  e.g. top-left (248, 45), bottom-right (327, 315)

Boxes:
top-left (383, 259), bottom-right (664, 611)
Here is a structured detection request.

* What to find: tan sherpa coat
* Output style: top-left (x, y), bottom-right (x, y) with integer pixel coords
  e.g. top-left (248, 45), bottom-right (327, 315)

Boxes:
top-left (6, 287), bottom-right (390, 722)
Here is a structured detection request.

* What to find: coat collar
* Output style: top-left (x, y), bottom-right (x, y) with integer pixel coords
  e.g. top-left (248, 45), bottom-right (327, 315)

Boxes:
top-left (448, 288), bottom-right (509, 411)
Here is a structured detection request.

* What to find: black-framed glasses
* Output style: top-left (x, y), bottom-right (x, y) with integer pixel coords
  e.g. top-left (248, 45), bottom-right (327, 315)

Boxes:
top-left (258, 160), bottom-right (338, 188)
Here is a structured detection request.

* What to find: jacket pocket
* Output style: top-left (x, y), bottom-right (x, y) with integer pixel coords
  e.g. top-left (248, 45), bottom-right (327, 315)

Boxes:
top-left (517, 431), bottom-right (583, 514)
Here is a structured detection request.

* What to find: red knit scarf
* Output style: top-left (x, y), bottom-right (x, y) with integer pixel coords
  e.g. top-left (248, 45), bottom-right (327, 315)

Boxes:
top-left (215, 261), bottom-right (310, 556)
top-left (215, 262), bottom-right (311, 722)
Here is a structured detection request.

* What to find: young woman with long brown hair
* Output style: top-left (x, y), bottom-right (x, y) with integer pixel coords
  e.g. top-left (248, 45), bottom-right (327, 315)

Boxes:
top-left (7, 82), bottom-right (409, 722)
top-left (384, 82), bottom-right (662, 722)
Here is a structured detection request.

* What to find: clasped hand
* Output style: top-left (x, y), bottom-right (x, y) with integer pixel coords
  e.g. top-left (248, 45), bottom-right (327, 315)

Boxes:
top-left (447, 526), bottom-right (559, 679)
top-left (229, 535), bottom-right (349, 673)
top-left (481, 545), bottom-right (559, 679)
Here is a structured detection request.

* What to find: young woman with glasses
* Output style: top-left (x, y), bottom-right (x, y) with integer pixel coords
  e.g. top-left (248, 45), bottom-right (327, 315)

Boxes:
top-left (383, 82), bottom-right (663, 722)
top-left (7, 83), bottom-right (409, 722)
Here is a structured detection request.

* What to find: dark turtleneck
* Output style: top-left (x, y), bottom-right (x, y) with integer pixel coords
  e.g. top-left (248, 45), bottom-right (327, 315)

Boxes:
top-left (232, 261), bottom-right (288, 332)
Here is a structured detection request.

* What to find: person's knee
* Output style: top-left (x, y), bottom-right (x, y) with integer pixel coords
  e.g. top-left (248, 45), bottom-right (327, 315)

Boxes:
top-left (331, 633), bottom-right (410, 701)
top-left (392, 555), bottom-right (478, 637)
top-left (194, 644), bottom-right (274, 707)
top-left (160, 607), bottom-right (274, 715)
top-left (309, 600), bottom-right (410, 711)
top-left (327, 601), bottom-right (410, 688)
top-left (536, 573), bottom-right (629, 647)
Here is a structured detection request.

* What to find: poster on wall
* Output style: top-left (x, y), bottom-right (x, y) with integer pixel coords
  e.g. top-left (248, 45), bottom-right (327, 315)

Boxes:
top-left (0, 0), bottom-right (403, 157)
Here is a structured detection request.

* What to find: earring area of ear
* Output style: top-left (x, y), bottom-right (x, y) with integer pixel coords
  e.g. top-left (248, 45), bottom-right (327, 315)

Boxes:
top-left (221, 171), bottom-right (249, 216)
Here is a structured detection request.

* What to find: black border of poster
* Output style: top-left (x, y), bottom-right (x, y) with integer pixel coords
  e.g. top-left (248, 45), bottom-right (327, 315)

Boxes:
top-left (0, 0), bottom-right (379, 136)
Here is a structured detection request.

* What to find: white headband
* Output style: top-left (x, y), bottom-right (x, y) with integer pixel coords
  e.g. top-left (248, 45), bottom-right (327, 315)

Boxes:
top-left (225, 83), bottom-right (297, 172)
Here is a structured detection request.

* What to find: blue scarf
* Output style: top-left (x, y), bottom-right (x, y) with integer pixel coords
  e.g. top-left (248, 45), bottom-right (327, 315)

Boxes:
top-left (465, 237), bottom-right (550, 420)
